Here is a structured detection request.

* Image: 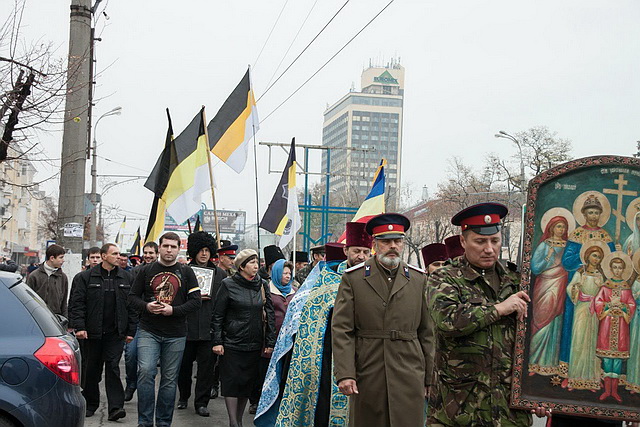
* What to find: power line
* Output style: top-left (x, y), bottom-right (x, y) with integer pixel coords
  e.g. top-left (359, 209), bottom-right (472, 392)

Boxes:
top-left (260, 0), bottom-right (396, 124)
top-left (257, 0), bottom-right (351, 103)
top-left (252, 0), bottom-right (290, 71)
top-left (263, 0), bottom-right (321, 91)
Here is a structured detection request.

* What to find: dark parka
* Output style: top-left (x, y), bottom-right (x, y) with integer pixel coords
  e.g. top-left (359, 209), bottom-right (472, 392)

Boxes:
top-left (27, 264), bottom-right (69, 318)
top-left (186, 260), bottom-right (226, 341)
top-left (211, 273), bottom-right (276, 351)
top-left (68, 264), bottom-right (136, 339)
top-left (332, 256), bottom-right (434, 427)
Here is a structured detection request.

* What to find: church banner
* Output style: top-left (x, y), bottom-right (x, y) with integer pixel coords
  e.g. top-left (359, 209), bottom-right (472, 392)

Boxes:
top-left (511, 155), bottom-right (640, 421)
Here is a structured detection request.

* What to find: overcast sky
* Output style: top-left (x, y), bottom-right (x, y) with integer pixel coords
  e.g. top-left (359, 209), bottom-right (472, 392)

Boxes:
top-left (8, 0), bottom-right (640, 246)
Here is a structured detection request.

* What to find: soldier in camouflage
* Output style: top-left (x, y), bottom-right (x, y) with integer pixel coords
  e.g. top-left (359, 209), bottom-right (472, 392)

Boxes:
top-left (427, 202), bottom-right (534, 426)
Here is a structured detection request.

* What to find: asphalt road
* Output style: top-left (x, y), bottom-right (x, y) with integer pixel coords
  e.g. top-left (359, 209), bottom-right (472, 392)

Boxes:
top-left (83, 360), bottom-right (254, 427)
top-left (81, 361), bottom-right (547, 427)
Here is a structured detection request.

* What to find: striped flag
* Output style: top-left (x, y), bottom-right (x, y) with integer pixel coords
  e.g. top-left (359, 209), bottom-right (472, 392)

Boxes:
top-left (208, 68), bottom-right (259, 173)
top-left (115, 216), bottom-right (126, 248)
top-left (338, 159), bottom-right (386, 242)
top-left (145, 107), bottom-right (210, 225)
top-left (144, 109), bottom-right (175, 244)
top-left (260, 138), bottom-right (301, 249)
top-left (130, 226), bottom-right (141, 256)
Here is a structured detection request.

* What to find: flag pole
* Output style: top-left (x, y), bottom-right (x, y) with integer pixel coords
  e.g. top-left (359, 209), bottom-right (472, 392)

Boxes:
top-left (202, 106), bottom-right (221, 249)
top-left (250, 66), bottom-right (262, 257)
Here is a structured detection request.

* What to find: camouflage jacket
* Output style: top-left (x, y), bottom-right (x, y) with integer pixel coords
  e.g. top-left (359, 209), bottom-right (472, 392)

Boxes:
top-left (426, 256), bottom-right (531, 427)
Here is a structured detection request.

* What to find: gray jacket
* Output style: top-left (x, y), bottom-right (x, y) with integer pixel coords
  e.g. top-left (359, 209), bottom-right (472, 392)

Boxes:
top-left (26, 264), bottom-right (69, 318)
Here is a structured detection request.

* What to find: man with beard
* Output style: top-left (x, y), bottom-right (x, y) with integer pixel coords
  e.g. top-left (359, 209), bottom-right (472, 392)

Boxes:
top-left (177, 231), bottom-right (227, 417)
top-left (332, 213), bottom-right (433, 427)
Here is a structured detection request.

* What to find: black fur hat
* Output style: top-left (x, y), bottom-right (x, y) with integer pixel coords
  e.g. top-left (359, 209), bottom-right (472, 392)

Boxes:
top-left (187, 231), bottom-right (217, 260)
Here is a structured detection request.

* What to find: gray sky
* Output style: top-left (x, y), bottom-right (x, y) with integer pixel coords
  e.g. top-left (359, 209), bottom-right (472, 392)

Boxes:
top-left (10, 0), bottom-right (640, 246)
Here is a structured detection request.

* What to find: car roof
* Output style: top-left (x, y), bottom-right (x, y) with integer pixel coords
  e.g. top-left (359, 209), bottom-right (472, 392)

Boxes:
top-left (0, 271), bottom-right (23, 288)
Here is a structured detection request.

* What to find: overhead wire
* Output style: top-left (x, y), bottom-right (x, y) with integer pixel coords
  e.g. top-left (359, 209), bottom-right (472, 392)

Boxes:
top-left (257, 0), bottom-right (351, 103)
top-left (260, 0), bottom-right (396, 124)
top-left (252, 0), bottom-right (291, 71)
top-left (263, 0), bottom-right (321, 91)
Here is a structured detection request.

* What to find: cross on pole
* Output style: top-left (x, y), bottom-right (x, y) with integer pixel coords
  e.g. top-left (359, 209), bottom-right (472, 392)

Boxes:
top-left (603, 174), bottom-right (637, 244)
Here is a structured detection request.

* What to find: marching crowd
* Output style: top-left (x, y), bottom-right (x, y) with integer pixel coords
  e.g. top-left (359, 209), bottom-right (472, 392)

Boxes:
top-left (15, 202), bottom-right (640, 426)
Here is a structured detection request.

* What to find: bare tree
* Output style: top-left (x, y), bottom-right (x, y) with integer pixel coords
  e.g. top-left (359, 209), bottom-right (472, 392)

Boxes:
top-left (0, 0), bottom-right (76, 169)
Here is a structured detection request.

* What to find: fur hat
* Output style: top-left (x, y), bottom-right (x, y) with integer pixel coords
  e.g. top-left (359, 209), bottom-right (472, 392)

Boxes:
top-left (325, 242), bottom-right (347, 262)
top-left (263, 245), bottom-right (285, 267)
top-left (187, 231), bottom-right (217, 260)
top-left (581, 194), bottom-right (603, 213)
top-left (345, 222), bottom-right (373, 248)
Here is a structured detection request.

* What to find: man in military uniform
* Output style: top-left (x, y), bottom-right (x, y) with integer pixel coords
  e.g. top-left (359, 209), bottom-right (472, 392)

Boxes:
top-left (427, 202), bottom-right (533, 426)
top-left (216, 240), bottom-right (237, 277)
top-left (333, 213), bottom-right (433, 427)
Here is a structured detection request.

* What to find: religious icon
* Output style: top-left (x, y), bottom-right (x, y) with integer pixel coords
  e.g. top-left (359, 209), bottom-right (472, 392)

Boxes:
top-left (512, 155), bottom-right (640, 421)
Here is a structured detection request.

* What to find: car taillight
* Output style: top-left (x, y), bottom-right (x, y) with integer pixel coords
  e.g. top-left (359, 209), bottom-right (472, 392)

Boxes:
top-left (34, 337), bottom-right (80, 385)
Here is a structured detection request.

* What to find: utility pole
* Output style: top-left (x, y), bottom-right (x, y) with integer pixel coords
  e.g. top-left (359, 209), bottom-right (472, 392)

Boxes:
top-left (57, 0), bottom-right (92, 253)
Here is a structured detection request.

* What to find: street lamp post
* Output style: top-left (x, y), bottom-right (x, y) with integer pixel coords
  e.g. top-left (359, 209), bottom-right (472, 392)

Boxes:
top-left (495, 130), bottom-right (526, 266)
top-left (90, 107), bottom-right (122, 246)
top-left (495, 130), bottom-right (525, 194)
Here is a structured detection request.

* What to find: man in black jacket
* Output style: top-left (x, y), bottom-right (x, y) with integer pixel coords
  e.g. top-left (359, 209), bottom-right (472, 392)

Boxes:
top-left (177, 231), bottom-right (227, 417)
top-left (68, 243), bottom-right (136, 421)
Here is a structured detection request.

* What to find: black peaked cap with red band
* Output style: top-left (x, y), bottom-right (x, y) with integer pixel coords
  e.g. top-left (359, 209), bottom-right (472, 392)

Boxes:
top-left (365, 213), bottom-right (411, 239)
top-left (451, 202), bottom-right (508, 236)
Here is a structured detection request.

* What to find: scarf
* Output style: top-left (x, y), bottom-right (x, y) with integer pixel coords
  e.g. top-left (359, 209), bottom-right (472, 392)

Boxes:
top-left (270, 259), bottom-right (291, 295)
top-left (232, 271), bottom-right (262, 291)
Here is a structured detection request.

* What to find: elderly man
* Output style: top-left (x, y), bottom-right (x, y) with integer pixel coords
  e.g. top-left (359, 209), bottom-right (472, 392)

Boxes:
top-left (427, 202), bottom-right (534, 426)
top-left (332, 213), bottom-right (433, 426)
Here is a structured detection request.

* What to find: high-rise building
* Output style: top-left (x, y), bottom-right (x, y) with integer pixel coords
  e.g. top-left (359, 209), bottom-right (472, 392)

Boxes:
top-left (322, 59), bottom-right (404, 208)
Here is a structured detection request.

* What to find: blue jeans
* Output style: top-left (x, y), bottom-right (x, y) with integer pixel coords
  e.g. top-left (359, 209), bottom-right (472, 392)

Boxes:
top-left (137, 329), bottom-right (186, 427)
top-left (124, 331), bottom-right (138, 390)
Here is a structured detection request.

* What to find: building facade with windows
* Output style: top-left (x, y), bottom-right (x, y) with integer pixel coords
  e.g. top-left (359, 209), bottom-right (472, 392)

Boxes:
top-left (321, 60), bottom-right (404, 209)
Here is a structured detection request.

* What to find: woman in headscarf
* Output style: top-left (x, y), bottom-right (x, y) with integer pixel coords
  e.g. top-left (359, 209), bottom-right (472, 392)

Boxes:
top-left (212, 249), bottom-right (276, 427)
top-left (529, 216), bottom-right (569, 376)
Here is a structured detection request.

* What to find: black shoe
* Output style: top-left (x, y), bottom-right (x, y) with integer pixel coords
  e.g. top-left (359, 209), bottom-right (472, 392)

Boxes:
top-left (108, 408), bottom-right (126, 421)
top-left (195, 406), bottom-right (210, 417)
top-left (177, 400), bottom-right (187, 410)
top-left (86, 409), bottom-right (95, 418)
top-left (124, 387), bottom-right (136, 402)
top-left (210, 386), bottom-right (218, 399)
top-left (249, 403), bottom-right (257, 414)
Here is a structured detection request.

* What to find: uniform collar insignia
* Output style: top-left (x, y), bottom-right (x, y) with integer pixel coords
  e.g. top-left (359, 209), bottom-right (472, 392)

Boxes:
top-left (403, 266), bottom-right (410, 278)
top-left (365, 264), bottom-right (371, 277)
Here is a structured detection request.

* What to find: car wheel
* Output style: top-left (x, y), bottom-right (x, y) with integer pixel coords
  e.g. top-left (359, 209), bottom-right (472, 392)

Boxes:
top-left (0, 414), bottom-right (16, 427)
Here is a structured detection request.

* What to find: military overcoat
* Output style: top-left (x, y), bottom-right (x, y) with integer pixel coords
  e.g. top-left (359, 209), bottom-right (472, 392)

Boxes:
top-left (426, 256), bottom-right (532, 427)
top-left (332, 257), bottom-right (433, 427)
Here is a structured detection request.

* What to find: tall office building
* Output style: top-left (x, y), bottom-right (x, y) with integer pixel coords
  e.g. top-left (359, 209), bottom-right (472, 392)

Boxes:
top-left (322, 60), bottom-right (404, 209)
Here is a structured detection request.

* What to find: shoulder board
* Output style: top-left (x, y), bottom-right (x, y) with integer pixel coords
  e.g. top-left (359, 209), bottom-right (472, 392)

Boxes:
top-left (407, 264), bottom-right (425, 274)
top-left (345, 262), bottom-right (365, 273)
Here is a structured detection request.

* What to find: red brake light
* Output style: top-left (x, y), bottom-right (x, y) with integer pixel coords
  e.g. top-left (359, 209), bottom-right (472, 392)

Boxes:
top-left (34, 337), bottom-right (80, 385)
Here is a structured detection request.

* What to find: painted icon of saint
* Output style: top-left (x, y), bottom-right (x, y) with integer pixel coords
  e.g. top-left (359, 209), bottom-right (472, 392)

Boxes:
top-left (595, 252), bottom-right (636, 403)
top-left (565, 241), bottom-right (609, 391)
top-left (624, 199), bottom-right (640, 255)
top-left (529, 208), bottom-right (573, 376)
top-left (559, 192), bottom-right (615, 378)
top-left (624, 251), bottom-right (640, 394)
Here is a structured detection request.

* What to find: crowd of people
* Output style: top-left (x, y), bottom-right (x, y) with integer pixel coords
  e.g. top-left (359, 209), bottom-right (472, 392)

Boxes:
top-left (10, 203), bottom-right (640, 426)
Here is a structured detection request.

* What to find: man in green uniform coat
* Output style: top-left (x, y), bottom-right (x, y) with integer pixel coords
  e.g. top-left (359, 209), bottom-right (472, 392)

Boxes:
top-left (333, 213), bottom-right (433, 427)
top-left (427, 202), bottom-right (533, 426)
